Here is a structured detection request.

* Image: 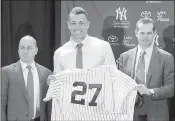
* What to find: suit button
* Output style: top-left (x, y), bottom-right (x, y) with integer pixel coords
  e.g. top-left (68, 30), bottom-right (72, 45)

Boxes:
top-left (26, 113), bottom-right (29, 117)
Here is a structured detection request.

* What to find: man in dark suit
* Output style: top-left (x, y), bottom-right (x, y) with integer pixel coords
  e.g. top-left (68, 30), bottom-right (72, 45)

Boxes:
top-left (1, 35), bottom-right (52, 121)
top-left (119, 18), bottom-right (174, 121)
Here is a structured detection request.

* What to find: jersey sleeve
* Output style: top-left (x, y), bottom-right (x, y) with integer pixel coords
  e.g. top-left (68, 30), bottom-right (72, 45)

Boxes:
top-left (109, 65), bottom-right (138, 118)
top-left (43, 70), bottom-right (71, 102)
top-left (110, 65), bottom-right (138, 91)
top-left (120, 90), bottom-right (137, 120)
top-left (43, 76), bottom-right (62, 101)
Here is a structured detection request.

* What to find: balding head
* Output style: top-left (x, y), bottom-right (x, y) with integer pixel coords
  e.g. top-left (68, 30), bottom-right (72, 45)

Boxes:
top-left (19, 35), bottom-right (37, 48)
top-left (18, 35), bottom-right (38, 64)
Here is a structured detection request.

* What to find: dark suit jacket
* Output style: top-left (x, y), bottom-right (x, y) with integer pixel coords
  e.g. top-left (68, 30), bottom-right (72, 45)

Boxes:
top-left (118, 46), bottom-right (174, 121)
top-left (1, 61), bottom-right (52, 121)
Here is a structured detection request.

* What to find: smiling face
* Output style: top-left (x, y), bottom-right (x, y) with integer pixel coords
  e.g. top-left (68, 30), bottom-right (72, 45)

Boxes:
top-left (135, 22), bottom-right (156, 49)
top-left (18, 35), bottom-right (38, 64)
top-left (67, 13), bottom-right (90, 42)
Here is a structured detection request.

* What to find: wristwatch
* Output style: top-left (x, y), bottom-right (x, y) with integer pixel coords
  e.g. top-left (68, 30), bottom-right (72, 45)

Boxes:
top-left (149, 89), bottom-right (156, 100)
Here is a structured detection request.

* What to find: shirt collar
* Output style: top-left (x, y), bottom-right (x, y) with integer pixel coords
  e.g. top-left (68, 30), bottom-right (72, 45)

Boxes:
top-left (20, 60), bottom-right (36, 70)
top-left (137, 42), bottom-right (154, 56)
top-left (70, 35), bottom-right (89, 48)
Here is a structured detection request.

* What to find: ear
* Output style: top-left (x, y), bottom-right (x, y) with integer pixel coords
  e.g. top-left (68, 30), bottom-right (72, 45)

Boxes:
top-left (18, 46), bottom-right (19, 52)
top-left (67, 21), bottom-right (70, 29)
top-left (87, 21), bottom-right (90, 28)
top-left (35, 47), bottom-right (38, 55)
top-left (153, 30), bottom-right (157, 39)
top-left (135, 29), bottom-right (138, 38)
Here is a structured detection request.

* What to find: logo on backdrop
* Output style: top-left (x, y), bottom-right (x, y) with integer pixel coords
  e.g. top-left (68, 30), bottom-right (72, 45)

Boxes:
top-left (123, 36), bottom-right (135, 47)
top-left (141, 11), bottom-right (151, 18)
top-left (114, 7), bottom-right (130, 28)
top-left (157, 11), bottom-right (170, 22)
top-left (108, 35), bottom-right (119, 46)
top-left (116, 7), bottom-right (127, 21)
top-left (173, 38), bottom-right (175, 47)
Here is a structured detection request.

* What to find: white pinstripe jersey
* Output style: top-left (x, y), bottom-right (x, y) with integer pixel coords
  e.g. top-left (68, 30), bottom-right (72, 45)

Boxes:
top-left (44, 65), bottom-right (138, 121)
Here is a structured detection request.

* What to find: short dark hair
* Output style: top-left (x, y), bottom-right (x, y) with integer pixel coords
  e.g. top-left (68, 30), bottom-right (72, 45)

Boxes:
top-left (68, 7), bottom-right (88, 20)
top-left (136, 18), bottom-right (156, 31)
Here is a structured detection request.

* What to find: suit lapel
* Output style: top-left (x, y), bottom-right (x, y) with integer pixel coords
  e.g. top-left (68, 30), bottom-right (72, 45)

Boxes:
top-left (130, 47), bottom-right (138, 79)
top-left (146, 46), bottom-right (159, 86)
top-left (36, 63), bottom-right (43, 102)
top-left (13, 61), bottom-right (28, 104)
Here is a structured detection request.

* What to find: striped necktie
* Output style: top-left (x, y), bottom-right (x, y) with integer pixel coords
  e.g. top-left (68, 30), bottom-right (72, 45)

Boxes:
top-left (76, 43), bottom-right (83, 69)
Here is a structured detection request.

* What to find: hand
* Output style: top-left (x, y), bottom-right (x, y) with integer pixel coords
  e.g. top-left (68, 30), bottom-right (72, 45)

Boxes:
top-left (135, 94), bottom-right (144, 108)
top-left (137, 84), bottom-right (151, 96)
top-left (135, 95), bottom-right (139, 103)
top-left (47, 74), bottom-right (57, 85)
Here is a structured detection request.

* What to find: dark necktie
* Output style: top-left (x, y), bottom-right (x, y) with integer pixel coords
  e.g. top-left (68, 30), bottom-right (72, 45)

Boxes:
top-left (27, 65), bottom-right (34, 119)
top-left (135, 51), bottom-right (146, 84)
top-left (76, 43), bottom-right (83, 69)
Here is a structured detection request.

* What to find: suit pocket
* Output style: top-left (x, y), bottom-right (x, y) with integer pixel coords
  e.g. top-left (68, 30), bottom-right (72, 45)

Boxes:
top-left (8, 114), bottom-right (17, 121)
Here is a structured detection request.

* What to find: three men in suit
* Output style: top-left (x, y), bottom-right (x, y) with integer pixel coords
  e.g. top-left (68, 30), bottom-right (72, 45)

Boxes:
top-left (119, 18), bottom-right (174, 121)
top-left (1, 35), bottom-right (52, 121)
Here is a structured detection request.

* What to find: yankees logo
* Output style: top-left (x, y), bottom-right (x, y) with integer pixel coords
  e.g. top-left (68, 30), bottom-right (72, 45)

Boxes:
top-left (116, 7), bottom-right (127, 21)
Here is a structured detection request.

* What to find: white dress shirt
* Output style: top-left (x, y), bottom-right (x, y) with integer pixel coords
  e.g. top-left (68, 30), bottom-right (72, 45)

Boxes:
top-left (20, 60), bottom-right (40, 119)
top-left (53, 35), bottom-right (116, 73)
top-left (52, 35), bottom-right (116, 119)
top-left (134, 44), bottom-right (154, 84)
